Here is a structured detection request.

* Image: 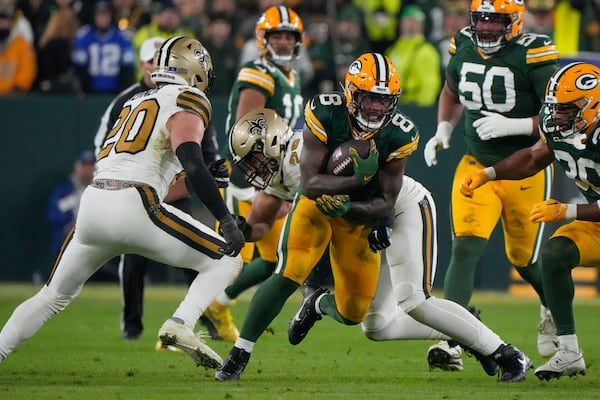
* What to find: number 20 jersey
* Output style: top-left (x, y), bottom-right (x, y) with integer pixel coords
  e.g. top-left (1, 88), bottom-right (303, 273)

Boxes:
top-left (447, 28), bottom-right (559, 166)
top-left (95, 84), bottom-right (212, 200)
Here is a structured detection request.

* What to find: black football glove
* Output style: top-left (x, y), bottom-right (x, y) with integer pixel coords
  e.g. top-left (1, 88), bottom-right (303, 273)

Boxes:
top-left (218, 214), bottom-right (245, 257)
top-left (368, 226), bottom-right (392, 252)
top-left (208, 159), bottom-right (230, 188)
top-left (233, 215), bottom-right (252, 241)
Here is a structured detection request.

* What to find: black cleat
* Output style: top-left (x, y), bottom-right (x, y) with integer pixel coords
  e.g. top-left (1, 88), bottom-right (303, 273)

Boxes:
top-left (288, 287), bottom-right (328, 345)
top-left (214, 347), bottom-right (251, 381)
top-left (493, 344), bottom-right (534, 382)
top-left (458, 306), bottom-right (498, 376)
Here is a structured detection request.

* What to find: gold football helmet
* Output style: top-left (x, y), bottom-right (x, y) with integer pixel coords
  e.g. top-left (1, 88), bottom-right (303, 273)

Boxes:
top-left (229, 108), bottom-right (292, 189)
top-left (469, 0), bottom-right (524, 54)
top-left (151, 36), bottom-right (215, 92)
top-left (544, 62), bottom-right (600, 141)
top-left (344, 52), bottom-right (401, 133)
top-left (255, 5), bottom-right (304, 66)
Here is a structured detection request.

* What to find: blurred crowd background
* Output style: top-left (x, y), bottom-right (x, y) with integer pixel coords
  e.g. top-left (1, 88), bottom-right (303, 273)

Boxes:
top-left (1, 0), bottom-right (600, 103)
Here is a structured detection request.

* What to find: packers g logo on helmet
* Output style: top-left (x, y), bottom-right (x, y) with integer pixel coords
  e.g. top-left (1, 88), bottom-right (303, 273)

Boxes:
top-left (151, 36), bottom-right (215, 92)
top-left (544, 62), bottom-right (600, 141)
top-left (344, 53), bottom-right (401, 134)
top-left (469, 0), bottom-right (525, 55)
top-left (229, 108), bottom-right (292, 189)
top-left (255, 5), bottom-right (304, 66)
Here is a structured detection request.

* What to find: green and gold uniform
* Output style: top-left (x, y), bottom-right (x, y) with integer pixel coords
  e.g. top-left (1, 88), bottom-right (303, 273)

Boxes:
top-left (540, 106), bottom-right (600, 268)
top-left (443, 28), bottom-right (559, 306)
top-left (273, 92), bottom-right (419, 323)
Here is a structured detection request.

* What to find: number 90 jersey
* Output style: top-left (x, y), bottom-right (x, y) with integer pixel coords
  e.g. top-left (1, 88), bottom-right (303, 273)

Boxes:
top-left (304, 92), bottom-right (419, 164)
top-left (447, 28), bottom-right (559, 166)
top-left (95, 84), bottom-right (212, 200)
top-left (540, 106), bottom-right (600, 203)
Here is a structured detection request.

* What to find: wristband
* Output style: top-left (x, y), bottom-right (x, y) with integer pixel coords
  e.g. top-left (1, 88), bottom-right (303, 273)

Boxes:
top-left (484, 167), bottom-right (496, 180)
top-left (566, 204), bottom-right (577, 220)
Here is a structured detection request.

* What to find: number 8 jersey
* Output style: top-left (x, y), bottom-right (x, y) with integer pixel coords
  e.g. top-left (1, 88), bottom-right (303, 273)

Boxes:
top-left (304, 91), bottom-right (419, 166)
top-left (95, 84), bottom-right (212, 200)
top-left (447, 28), bottom-right (559, 165)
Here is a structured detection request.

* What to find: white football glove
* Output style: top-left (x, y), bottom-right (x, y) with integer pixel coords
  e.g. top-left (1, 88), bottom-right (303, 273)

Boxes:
top-left (473, 110), bottom-right (533, 141)
top-left (424, 121), bottom-right (453, 167)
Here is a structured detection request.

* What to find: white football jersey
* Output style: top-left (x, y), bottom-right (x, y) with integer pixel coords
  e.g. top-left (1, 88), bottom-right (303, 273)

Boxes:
top-left (95, 84), bottom-right (212, 200)
top-left (264, 129), bottom-right (303, 201)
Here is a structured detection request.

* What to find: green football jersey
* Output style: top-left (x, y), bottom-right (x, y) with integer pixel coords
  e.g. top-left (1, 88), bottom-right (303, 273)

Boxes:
top-left (447, 28), bottom-right (559, 165)
top-left (223, 58), bottom-right (303, 160)
top-left (304, 92), bottom-right (419, 165)
top-left (540, 106), bottom-right (600, 203)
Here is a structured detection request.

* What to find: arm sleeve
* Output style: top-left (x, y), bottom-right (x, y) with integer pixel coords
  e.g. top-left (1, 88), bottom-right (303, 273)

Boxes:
top-left (175, 141), bottom-right (230, 221)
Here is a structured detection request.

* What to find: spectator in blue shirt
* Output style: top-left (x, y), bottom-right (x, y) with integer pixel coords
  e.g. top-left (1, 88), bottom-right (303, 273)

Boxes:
top-left (47, 150), bottom-right (95, 260)
top-left (71, 1), bottom-right (135, 94)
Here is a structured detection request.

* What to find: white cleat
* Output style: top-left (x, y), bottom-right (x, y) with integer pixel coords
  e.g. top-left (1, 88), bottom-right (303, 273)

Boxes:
top-left (427, 340), bottom-right (464, 371)
top-left (158, 318), bottom-right (223, 369)
top-left (537, 306), bottom-right (558, 357)
top-left (535, 347), bottom-right (586, 380)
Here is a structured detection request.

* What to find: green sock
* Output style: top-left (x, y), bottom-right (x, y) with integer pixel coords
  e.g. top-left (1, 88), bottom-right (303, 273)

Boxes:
top-left (319, 294), bottom-right (359, 325)
top-left (515, 261), bottom-right (546, 305)
top-left (443, 236), bottom-right (488, 306)
top-left (240, 274), bottom-right (298, 342)
top-left (225, 258), bottom-right (276, 299)
top-left (540, 237), bottom-right (579, 335)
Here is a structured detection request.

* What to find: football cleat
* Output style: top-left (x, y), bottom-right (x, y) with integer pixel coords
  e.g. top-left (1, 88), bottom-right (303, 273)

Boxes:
top-left (288, 287), bottom-right (328, 345)
top-left (214, 347), bottom-right (251, 381)
top-left (537, 305), bottom-right (558, 357)
top-left (158, 318), bottom-right (223, 369)
top-left (493, 344), bottom-right (533, 382)
top-left (460, 306), bottom-right (498, 376)
top-left (428, 340), bottom-right (464, 371)
top-left (199, 300), bottom-right (239, 343)
top-left (535, 347), bottom-right (586, 380)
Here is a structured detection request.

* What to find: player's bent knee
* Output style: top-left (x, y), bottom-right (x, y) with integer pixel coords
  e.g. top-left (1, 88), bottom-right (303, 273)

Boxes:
top-left (361, 311), bottom-right (389, 340)
top-left (394, 282), bottom-right (425, 313)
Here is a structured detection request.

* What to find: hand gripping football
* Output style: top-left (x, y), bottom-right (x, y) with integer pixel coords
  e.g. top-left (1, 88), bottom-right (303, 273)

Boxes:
top-left (325, 140), bottom-right (371, 176)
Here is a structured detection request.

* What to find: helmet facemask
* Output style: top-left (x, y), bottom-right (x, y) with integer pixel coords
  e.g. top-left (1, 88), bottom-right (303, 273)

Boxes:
top-left (348, 86), bottom-right (399, 132)
top-left (229, 108), bottom-right (290, 189)
top-left (236, 147), bottom-right (280, 190)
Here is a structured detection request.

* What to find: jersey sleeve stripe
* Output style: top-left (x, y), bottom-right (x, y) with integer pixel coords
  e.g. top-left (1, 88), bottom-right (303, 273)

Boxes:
top-left (177, 92), bottom-right (212, 124)
top-left (238, 68), bottom-right (275, 95)
top-left (526, 45), bottom-right (559, 64)
top-left (448, 37), bottom-right (456, 55)
top-left (304, 104), bottom-right (327, 143)
top-left (385, 141), bottom-right (418, 162)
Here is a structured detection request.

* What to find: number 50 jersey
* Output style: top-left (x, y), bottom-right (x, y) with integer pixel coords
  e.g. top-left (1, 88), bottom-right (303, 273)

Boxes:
top-left (447, 28), bottom-right (559, 166)
top-left (95, 84), bottom-right (212, 200)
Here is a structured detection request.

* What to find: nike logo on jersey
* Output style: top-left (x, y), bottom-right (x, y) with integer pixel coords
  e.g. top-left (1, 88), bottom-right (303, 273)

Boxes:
top-left (411, 134), bottom-right (418, 142)
top-left (520, 186), bottom-right (532, 191)
top-left (544, 40), bottom-right (552, 45)
top-left (310, 100), bottom-right (316, 110)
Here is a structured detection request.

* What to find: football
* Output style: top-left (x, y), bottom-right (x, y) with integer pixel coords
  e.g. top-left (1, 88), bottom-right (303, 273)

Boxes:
top-left (325, 140), bottom-right (371, 176)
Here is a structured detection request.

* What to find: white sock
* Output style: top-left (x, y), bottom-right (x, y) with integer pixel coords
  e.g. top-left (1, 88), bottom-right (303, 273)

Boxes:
top-left (235, 337), bottom-right (255, 353)
top-left (558, 334), bottom-right (580, 353)
top-left (216, 292), bottom-right (233, 306)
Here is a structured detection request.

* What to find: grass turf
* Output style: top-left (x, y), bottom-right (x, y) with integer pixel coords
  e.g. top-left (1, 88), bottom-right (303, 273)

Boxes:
top-left (0, 283), bottom-right (598, 399)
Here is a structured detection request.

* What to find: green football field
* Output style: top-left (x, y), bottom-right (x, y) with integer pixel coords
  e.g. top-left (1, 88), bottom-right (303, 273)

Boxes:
top-left (0, 283), bottom-right (598, 400)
